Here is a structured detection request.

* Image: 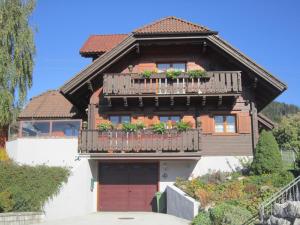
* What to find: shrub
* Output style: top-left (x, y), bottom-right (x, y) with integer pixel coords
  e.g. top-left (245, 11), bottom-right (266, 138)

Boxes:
top-left (250, 130), bottom-right (283, 175)
top-left (122, 123), bottom-right (138, 133)
top-left (192, 211), bottom-right (212, 225)
top-left (209, 203), bottom-right (252, 225)
top-left (0, 162), bottom-right (70, 212)
top-left (135, 121), bottom-right (145, 130)
top-left (0, 191), bottom-right (14, 212)
top-left (166, 70), bottom-right (181, 79)
top-left (0, 148), bottom-right (9, 161)
top-left (199, 171), bottom-right (229, 185)
top-left (141, 70), bottom-right (155, 79)
top-left (174, 121), bottom-right (191, 132)
top-left (97, 122), bottom-right (113, 131)
top-left (187, 70), bottom-right (207, 78)
top-left (151, 122), bottom-right (166, 134)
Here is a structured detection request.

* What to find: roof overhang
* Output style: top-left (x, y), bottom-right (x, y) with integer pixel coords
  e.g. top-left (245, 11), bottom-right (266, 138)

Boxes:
top-left (258, 113), bottom-right (276, 130)
top-left (60, 33), bottom-right (287, 111)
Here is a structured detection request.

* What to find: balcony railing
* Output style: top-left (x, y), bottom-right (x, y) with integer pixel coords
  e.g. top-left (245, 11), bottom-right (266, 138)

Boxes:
top-left (78, 129), bottom-right (201, 154)
top-left (103, 71), bottom-right (242, 96)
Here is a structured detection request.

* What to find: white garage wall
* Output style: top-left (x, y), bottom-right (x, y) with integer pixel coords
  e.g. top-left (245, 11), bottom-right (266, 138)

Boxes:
top-left (159, 156), bottom-right (252, 191)
top-left (6, 138), bottom-right (79, 167)
top-left (6, 138), bottom-right (98, 221)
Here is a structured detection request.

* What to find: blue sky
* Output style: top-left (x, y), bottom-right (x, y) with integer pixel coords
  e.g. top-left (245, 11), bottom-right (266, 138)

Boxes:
top-left (30, 0), bottom-right (300, 106)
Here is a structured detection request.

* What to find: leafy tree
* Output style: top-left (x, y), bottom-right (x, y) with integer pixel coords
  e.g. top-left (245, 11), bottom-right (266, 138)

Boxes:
top-left (262, 101), bottom-right (300, 123)
top-left (251, 130), bottom-right (283, 175)
top-left (0, 0), bottom-right (36, 127)
top-left (273, 113), bottom-right (300, 152)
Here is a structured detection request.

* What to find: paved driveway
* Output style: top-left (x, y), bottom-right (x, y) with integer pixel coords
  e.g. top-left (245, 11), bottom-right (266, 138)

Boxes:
top-left (34, 212), bottom-right (190, 225)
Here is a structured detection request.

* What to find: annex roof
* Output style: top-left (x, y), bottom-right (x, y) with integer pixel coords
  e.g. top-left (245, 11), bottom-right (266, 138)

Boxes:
top-left (19, 90), bottom-right (79, 119)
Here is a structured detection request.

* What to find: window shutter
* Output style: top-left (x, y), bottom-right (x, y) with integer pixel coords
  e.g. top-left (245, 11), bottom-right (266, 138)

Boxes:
top-left (200, 115), bottom-right (213, 134)
top-left (238, 112), bottom-right (251, 134)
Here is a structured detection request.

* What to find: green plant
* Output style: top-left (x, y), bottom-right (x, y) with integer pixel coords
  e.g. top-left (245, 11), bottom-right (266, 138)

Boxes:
top-left (187, 70), bottom-right (207, 78)
top-left (209, 202), bottom-right (252, 225)
top-left (174, 121), bottom-right (191, 132)
top-left (273, 112), bottom-right (300, 152)
top-left (166, 70), bottom-right (182, 79)
top-left (122, 123), bottom-right (138, 133)
top-left (151, 122), bottom-right (167, 134)
top-left (0, 191), bottom-right (14, 212)
top-left (250, 130), bottom-right (283, 175)
top-left (97, 122), bottom-right (113, 131)
top-left (135, 121), bottom-right (145, 130)
top-left (192, 211), bottom-right (212, 225)
top-left (141, 70), bottom-right (155, 79)
top-left (0, 161), bottom-right (70, 212)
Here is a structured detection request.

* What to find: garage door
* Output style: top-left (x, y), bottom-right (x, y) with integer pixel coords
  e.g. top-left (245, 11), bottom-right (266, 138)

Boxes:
top-left (98, 163), bottom-right (158, 211)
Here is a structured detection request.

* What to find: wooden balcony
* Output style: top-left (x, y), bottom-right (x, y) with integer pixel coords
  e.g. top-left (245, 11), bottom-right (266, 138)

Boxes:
top-left (103, 71), bottom-right (242, 97)
top-left (78, 129), bottom-right (201, 159)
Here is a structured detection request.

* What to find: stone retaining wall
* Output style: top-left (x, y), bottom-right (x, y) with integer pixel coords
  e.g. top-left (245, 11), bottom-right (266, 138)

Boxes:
top-left (0, 212), bottom-right (44, 225)
top-left (267, 201), bottom-right (300, 225)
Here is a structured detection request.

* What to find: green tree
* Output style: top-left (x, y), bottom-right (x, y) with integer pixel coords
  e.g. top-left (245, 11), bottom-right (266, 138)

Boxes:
top-left (0, 0), bottom-right (36, 127)
top-left (262, 101), bottom-right (300, 123)
top-left (273, 113), bottom-right (300, 152)
top-left (251, 130), bottom-right (283, 175)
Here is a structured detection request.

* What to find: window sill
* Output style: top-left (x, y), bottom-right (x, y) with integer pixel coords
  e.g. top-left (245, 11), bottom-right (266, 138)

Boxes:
top-left (212, 132), bottom-right (239, 136)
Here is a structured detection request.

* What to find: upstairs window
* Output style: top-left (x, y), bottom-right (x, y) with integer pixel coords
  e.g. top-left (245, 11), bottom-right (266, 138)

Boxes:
top-left (214, 115), bottom-right (236, 133)
top-left (157, 63), bottom-right (186, 73)
top-left (109, 115), bottom-right (131, 125)
top-left (159, 115), bottom-right (180, 128)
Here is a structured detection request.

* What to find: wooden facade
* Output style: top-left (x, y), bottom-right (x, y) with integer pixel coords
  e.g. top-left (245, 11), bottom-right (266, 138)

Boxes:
top-left (57, 18), bottom-right (286, 159)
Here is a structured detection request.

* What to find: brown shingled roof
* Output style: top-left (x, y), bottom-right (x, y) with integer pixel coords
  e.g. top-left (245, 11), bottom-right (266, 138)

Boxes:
top-left (19, 90), bottom-right (79, 119)
top-left (133, 16), bottom-right (215, 35)
top-left (80, 34), bottom-right (128, 57)
top-left (79, 17), bottom-right (216, 57)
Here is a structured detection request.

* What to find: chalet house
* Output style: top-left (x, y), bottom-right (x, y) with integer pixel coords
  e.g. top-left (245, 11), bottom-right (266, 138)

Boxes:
top-left (6, 17), bottom-right (283, 219)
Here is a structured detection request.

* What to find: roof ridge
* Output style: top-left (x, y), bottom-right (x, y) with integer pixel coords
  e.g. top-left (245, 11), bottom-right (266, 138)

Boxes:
top-left (133, 16), bottom-right (211, 33)
top-left (89, 34), bottom-right (128, 37)
top-left (29, 89), bottom-right (58, 101)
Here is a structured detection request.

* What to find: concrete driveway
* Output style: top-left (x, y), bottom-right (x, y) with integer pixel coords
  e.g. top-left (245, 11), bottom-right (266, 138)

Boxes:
top-left (34, 212), bottom-right (190, 225)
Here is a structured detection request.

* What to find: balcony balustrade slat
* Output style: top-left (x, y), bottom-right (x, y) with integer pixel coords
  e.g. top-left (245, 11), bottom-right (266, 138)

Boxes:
top-left (79, 129), bottom-right (201, 154)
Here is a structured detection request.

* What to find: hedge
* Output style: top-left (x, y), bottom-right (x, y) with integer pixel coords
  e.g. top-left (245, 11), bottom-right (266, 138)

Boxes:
top-left (0, 161), bottom-right (70, 212)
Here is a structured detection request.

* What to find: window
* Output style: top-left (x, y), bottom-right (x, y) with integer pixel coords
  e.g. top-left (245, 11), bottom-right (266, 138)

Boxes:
top-left (109, 115), bottom-right (131, 125)
top-left (159, 115), bottom-right (180, 128)
top-left (22, 121), bottom-right (50, 137)
top-left (52, 121), bottom-right (81, 137)
top-left (157, 63), bottom-right (186, 73)
top-left (214, 115), bottom-right (236, 133)
top-left (20, 120), bottom-right (81, 137)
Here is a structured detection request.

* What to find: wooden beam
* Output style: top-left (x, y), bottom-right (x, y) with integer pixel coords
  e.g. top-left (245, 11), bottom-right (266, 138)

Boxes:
top-left (138, 97), bottom-right (143, 107)
top-left (202, 41), bottom-right (207, 54)
top-left (107, 97), bottom-right (112, 107)
top-left (252, 77), bottom-right (258, 89)
top-left (136, 43), bottom-right (140, 55)
top-left (202, 96), bottom-right (206, 106)
top-left (87, 80), bottom-right (94, 92)
top-left (123, 97), bottom-right (128, 107)
top-left (186, 96), bottom-right (190, 106)
top-left (218, 95), bottom-right (222, 106)
top-left (155, 97), bottom-right (159, 107)
top-left (170, 96), bottom-right (174, 106)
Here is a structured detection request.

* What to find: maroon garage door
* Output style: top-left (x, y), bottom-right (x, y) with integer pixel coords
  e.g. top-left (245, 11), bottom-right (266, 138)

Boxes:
top-left (98, 163), bottom-right (158, 211)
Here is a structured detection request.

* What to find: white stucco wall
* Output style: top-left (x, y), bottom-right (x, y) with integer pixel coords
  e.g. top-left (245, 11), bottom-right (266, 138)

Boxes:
top-left (6, 138), bottom-right (79, 167)
top-left (6, 138), bottom-right (98, 221)
top-left (159, 156), bottom-right (252, 191)
top-left (166, 185), bottom-right (200, 221)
